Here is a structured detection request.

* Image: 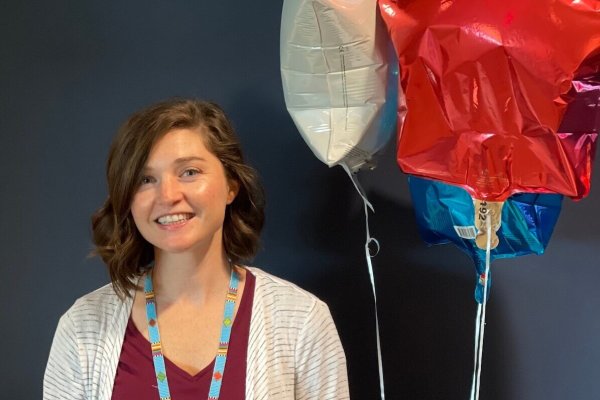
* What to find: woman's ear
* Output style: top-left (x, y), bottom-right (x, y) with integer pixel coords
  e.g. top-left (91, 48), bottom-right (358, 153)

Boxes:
top-left (227, 179), bottom-right (240, 205)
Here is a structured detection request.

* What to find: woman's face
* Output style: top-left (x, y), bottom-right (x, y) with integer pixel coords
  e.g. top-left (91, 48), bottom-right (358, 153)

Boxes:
top-left (130, 128), bottom-right (237, 256)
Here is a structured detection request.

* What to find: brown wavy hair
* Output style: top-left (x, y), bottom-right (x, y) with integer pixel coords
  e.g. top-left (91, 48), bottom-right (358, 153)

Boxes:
top-left (91, 99), bottom-right (265, 298)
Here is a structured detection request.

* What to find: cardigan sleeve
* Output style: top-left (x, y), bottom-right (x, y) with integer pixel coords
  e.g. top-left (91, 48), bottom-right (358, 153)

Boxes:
top-left (43, 312), bottom-right (86, 400)
top-left (294, 300), bottom-right (350, 400)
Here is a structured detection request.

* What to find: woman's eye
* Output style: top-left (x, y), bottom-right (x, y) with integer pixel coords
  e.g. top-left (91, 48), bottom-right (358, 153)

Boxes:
top-left (140, 176), bottom-right (154, 185)
top-left (182, 168), bottom-right (200, 177)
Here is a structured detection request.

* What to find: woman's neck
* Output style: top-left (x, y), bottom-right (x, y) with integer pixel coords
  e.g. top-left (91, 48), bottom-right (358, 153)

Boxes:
top-left (151, 249), bottom-right (231, 306)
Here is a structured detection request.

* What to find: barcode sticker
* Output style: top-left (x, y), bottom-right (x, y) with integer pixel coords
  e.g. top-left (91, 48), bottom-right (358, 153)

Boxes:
top-left (454, 225), bottom-right (477, 239)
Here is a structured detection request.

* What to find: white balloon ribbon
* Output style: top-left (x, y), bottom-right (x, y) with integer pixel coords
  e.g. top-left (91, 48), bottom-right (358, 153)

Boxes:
top-left (470, 217), bottom-right (492, 400)
top-left (342, 162), bottom-right (385, 400)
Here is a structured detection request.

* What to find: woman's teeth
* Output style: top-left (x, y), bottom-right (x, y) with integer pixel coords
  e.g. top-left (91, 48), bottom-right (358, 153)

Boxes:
top-left (157, 214), bottom-right (192, 225)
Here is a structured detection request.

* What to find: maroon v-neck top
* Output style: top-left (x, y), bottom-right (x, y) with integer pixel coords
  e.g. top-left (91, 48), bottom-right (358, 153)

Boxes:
top-left (112, 270), bottom-right (256, 400)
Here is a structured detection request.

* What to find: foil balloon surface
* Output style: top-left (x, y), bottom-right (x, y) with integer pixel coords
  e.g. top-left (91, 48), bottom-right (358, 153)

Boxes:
top-left (281, 0), bottom-right (403, 172)
top-left (378, 0), bottom-right (600, 201)
top-left (408, 176), bottom-right (563, 303)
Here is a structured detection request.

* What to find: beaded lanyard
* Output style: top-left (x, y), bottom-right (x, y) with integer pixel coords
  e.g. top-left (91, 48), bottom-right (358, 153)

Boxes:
top-left (144, 269), bottom-right (239, 400)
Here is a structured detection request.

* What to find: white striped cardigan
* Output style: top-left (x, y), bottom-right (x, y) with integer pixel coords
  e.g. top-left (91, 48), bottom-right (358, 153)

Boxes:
top-left (44, 267), bottom-right (350, 399)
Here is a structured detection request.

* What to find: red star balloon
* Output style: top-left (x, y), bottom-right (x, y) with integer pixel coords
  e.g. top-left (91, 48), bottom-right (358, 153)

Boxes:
top-left (379, 0), bottom-right (600, 201)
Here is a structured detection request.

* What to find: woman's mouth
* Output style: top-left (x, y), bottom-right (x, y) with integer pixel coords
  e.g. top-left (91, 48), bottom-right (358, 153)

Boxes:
top-left (155, 213), bottom-right (195, 225)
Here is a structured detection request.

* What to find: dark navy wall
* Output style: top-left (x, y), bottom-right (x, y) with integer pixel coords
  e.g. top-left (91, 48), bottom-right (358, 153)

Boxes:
top-left (1, 2), bottom-right (599, 399)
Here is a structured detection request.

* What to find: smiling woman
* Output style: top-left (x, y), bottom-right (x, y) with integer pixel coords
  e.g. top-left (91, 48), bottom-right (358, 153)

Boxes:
top-left (43, 99), bottom-right (350, 400)
top-left (130, 129), bottom-right (238, 258)
top-left (89, 100), bottom-right (264, 299)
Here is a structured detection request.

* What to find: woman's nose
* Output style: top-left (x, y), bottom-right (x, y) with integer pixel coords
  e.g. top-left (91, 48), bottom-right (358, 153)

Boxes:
top-left (157, 176), bottom-right (183, 204)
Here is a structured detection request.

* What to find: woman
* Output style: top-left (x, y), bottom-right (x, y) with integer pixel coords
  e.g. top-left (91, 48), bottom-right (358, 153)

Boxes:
top-left (44, 99), bottom-right (349, 399)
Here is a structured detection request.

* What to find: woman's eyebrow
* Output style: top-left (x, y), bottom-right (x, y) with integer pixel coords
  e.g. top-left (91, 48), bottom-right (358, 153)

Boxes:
top-left (142, 156), bottom-right (207, 172)
top-left (173, 156), bottom-right (207, 165)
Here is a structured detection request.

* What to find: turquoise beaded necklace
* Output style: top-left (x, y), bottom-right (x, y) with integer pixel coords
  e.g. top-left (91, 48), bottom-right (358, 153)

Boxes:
top-left (144, 268), bottom-right (239, 400)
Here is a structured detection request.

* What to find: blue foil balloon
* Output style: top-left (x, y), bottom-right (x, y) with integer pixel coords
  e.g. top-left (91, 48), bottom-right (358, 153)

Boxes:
top-left (408, 176), bottom-right (563, 303)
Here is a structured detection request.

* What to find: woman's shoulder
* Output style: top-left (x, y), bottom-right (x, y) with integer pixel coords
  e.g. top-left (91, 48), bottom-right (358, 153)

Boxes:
top-left (246, 266), bottom-right (329, 314)
top-left (247, 266), bottom-right (317, 296)
top-left (70, 282), bottom-right (124, 309)
top-left (62, 282), bottom-right (133, 328)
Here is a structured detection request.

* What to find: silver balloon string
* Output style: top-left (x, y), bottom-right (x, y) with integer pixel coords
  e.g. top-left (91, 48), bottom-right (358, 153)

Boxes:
top-left (470, 216), bottom-right (492, 400)
top-left (342, 163), bottom-right (385, 400)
